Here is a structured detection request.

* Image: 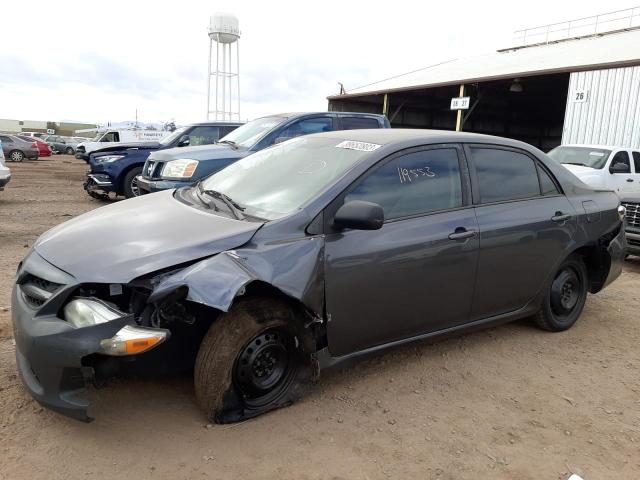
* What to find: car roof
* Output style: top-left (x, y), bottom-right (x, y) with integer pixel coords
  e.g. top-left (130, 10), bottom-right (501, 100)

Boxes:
top-left (312, 128), bottom-right (537, 149)
top-left (189, 121), bottom-right (245, 127)
top-left (559, 144), bottom-right (630, 150)
top-left (255, 112), bottom-right (386, 120)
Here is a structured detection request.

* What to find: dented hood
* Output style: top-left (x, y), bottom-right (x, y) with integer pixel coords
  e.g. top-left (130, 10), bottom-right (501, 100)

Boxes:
top-left (34, 190), bottom-right (262, 283)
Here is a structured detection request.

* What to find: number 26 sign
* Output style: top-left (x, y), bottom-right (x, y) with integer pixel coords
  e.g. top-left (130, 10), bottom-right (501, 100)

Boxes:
top-left (573, 89), bottom-right (589, 103)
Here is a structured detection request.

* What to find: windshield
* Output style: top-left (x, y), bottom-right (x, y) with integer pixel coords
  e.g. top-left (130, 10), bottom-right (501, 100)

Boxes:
top-left (217, 116), bottom-right (285, 148)
top-left (91, 133), bottom-right (104, 141)
top-left (548, 146), bottom-right (611, 169)
top-left (159, 126), bottom-right (188, 146)
top-left (200, 136), bottom-right (372, 220)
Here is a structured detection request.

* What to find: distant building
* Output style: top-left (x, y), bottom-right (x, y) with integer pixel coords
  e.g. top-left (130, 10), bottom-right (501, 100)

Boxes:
top-left (0, 119), bottom-right (98, 137)
top-left (328, 10), bottom-right (640, 151)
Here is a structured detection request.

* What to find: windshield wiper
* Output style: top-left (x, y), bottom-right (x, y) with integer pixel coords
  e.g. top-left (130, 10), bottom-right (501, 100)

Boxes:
top-left (218, 139), bottom-right (238, 149)
top-left (564, 162), bottom-right (588, 166)
top-left (197, 183), bottom-right (245, 220)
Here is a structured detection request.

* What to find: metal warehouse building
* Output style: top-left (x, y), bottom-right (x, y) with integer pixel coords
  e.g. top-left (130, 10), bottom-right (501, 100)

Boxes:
top-left (328, 12), bottom-right (640, 152)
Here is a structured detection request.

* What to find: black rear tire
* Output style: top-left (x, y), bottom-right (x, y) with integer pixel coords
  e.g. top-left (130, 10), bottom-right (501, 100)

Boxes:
top-left (194, 298), bottom-right (314, 423)
top-left (122, 167), bottom-right (143, 198)
top-left (533, 254), bottom-right (588, 332)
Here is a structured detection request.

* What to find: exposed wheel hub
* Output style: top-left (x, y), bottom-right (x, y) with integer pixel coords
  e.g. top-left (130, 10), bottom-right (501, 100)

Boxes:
top-left (234, 330), bottom-right (292, 398)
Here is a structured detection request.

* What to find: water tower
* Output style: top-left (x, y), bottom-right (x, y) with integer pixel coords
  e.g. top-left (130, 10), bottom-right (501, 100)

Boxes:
top-left (207, 13), bottom-right (241, 121)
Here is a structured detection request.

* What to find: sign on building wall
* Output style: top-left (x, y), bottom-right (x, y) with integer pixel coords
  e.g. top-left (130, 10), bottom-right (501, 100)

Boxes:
top-left (450, 97), bottom-right (470, 110)
top-left (572, 89), bottom-right (589, 103)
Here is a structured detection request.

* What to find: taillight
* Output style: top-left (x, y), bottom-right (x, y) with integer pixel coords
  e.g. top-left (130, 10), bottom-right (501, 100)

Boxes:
top-left (32, 142), bottom-right (38, 149)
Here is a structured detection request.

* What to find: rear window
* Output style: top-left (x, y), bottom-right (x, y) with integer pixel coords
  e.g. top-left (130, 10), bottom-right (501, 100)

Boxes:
top-left (341, 117), bottom-right (380, 130)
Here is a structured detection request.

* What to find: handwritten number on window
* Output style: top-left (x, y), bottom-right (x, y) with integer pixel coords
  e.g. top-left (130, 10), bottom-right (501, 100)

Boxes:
top-left (398, 166), bottom-right (436, 184)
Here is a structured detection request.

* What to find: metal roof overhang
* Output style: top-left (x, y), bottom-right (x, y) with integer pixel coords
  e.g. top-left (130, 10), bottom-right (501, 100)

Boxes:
top-left (328, 28), bottom-right (640, 100)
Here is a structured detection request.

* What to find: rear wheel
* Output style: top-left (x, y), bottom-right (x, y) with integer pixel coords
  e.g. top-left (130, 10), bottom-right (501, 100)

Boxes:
top-left (65, 147), bottom-right (74, 155)
top-left (9, 150), bottom-right (24, 162)
top-left (533, 254), bottom-right (588, 332)
top-left (194, 298), bottom-right (314, 423)
top-left (122, 167), bottom-right (143, 198)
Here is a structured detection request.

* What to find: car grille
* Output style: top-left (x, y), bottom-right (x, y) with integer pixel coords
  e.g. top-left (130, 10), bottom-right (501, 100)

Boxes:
top-left (144, 160), bottom-right (164, 179)
top-left (20, 274), bottom-right (63, 309)
top-left (622, 202), bottom-right (640, 229)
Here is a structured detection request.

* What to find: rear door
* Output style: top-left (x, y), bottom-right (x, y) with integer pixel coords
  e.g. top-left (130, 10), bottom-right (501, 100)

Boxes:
top-left (466, 145), bottom-right (577, 320)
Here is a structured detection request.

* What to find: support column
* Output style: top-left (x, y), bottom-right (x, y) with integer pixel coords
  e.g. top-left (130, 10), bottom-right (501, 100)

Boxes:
top-left (455, 84), bottom-right (465, 132)
top-left (383, 93), bottom-right (389, 117)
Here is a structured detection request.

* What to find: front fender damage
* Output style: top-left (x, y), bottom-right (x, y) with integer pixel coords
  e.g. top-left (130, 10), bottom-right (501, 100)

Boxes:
top-left (148, 235), bottom-right (325, 317)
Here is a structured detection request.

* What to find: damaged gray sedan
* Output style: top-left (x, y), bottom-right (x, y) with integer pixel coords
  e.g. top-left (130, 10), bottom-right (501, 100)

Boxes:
top-left (12, 129), bottom-right (626, 423)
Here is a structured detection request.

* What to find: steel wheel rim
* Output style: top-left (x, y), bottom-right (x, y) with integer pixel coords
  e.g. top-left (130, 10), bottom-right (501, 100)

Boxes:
top-left (233, 328), bottom-right (296, 407)
top-left (550, 267), bottom-right (582, 316)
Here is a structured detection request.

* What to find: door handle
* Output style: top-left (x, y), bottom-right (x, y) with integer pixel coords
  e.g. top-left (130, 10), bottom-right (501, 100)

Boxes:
top-left (627, 178), bottom-right (634, 182)
top-left (551, 212), bottom-right (572, 223)
top-left (448, 228), bottom-right (477, 240)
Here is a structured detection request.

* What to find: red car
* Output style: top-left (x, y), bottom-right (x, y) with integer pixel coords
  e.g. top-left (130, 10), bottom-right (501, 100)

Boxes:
top-left (16, 135), bottom-right (52, 157)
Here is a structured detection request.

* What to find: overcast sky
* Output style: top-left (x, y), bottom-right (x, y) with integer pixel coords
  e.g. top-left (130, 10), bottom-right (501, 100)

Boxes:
top-left (0, 0), bottom-right (634, 126)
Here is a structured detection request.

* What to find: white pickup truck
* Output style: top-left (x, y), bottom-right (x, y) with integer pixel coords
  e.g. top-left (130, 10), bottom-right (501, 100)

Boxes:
top-left (75, 129), bottom-right (167, 160)
top-left (548, 144), bottom-right (640, 196)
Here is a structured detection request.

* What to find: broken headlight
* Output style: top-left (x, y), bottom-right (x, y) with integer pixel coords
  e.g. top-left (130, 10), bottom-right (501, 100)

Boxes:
top-left (64, 298), bottom-right (124, 328)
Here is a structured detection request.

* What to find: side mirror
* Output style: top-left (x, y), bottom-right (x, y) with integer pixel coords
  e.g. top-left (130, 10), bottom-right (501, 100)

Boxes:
top-left (177, 135), bottom-right (190, 147)
top-left (274, 136), bottom-right (292, 145)
top-left (334, 200), bottom-right (384, 231)
top-left (610, 162), bottom-right (630, 174)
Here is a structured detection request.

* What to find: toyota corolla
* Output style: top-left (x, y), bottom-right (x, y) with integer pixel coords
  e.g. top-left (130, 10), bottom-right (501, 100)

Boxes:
top-left (12, 130), bottom-right (625, 423)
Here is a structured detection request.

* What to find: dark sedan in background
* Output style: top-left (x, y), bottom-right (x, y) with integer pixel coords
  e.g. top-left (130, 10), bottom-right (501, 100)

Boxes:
top-left (12, 130), bottom-right (625, 424)
top-left (0, 134), bottom-right (39, 161)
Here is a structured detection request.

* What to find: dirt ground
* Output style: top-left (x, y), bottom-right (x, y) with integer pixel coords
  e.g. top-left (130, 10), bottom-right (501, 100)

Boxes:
top-left (0, 156), bottom-right (639, 480)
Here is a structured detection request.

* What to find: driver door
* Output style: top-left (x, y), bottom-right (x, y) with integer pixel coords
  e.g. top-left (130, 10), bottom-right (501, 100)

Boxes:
top-left (324, 145), bottom-right (479, 357)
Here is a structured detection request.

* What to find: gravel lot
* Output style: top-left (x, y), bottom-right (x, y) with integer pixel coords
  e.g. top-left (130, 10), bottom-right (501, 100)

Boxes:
top-left (1, 156), bottom-right (639, 480)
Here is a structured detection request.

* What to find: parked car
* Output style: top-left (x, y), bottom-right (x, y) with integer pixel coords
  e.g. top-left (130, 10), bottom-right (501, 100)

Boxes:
top-left (11, 129), bottom-right (625, 423)
top-left (43, 135), bottom-right (80, 155)
top-left (84, 122), bottom-right (242, 199)
top-left (19, 132), bottom-right (48, 139)
top-left (0, 134), bottom-right (39, 161)
top-left (620, 194), bottom-right (640, 257)
top-left (549, 144), bottom-right (640, 196)
top-left (0, 149), bottom-right (10, 191)
top-left (137, 112), bottom-right (390, 195)
top-left (16, 135), bottom-right (53, 157)
top-left (75, 129), bottom-right (169, 160)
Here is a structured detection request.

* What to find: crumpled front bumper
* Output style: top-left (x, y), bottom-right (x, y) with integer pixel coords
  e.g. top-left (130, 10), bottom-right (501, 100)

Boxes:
top-left (136, 175), bottom-right (191, 194)
top-left (11, 251), bottom-right (133, 422)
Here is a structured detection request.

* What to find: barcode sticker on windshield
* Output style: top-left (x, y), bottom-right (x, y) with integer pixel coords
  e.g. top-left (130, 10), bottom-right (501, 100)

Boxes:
top-left (335, 140), bottom-right (381, 152)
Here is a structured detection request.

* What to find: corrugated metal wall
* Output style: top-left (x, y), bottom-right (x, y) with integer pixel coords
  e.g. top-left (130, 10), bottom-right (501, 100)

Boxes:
top-left (562, 66), bottom-right (640, 148)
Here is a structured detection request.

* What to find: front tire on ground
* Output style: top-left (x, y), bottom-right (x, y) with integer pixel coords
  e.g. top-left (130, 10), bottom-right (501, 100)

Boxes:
top-left (122, 167), bottom-right (143, 198)
top-left (65, 147), bottom-right (74, 155)
top-left (533, 254), bottom-right (588, 332)
top-left (194, 297), bottom-right (315, 423)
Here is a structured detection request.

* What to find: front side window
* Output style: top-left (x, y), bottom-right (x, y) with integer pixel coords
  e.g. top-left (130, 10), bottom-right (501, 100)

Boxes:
top-left (548, 146), bottom-right (611, 169)
top-left (471, 147), bottom-right (540, 203)
top-left (345, 148), bottom-right (463, 220)
top-left (280, 118), bottom-right (333, 139)
top-left (187, 126), bottom-right (220, 146)
top-left (609, 151), bottom-right (631, 174)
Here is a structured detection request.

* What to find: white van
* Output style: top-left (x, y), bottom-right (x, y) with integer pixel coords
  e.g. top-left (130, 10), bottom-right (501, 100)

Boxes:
top-left (75, 129), bottom-right (167, 160)
top-left (548, 144), bottom-right (640, 196)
